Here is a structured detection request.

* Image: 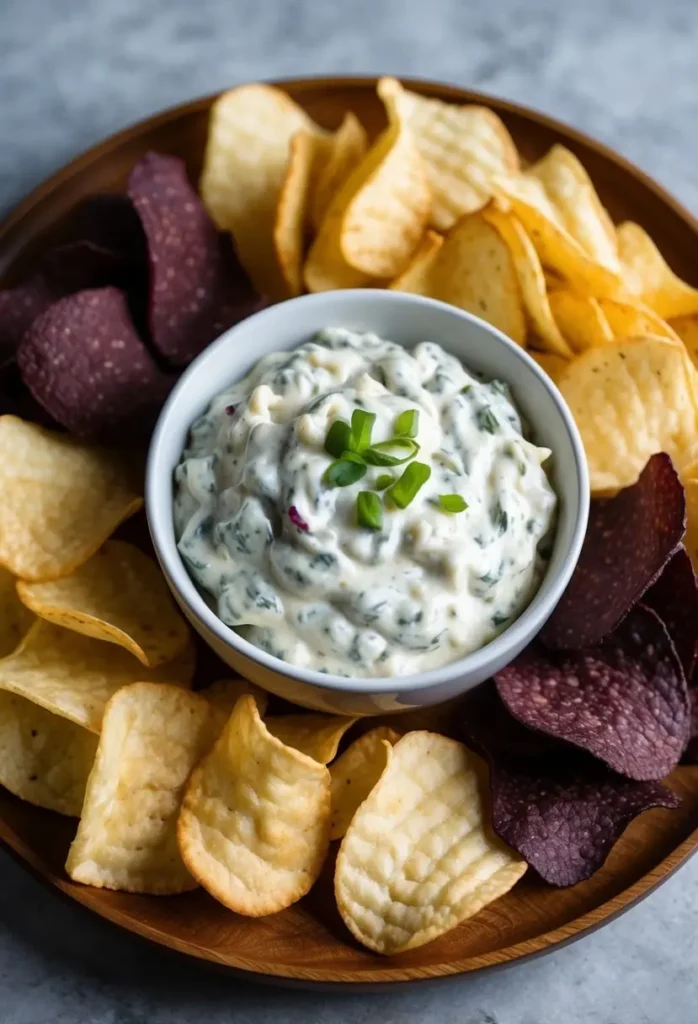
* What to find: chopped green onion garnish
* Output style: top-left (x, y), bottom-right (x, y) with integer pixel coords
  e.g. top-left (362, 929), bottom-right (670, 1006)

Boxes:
top-left (363, 438), bottom-right (420, 466)
top-left (324, 457), bottom-right (367, 488)
top-left (348, 409), bottom-right (376, 452)
top-left (357, 491), bottom-right (383, 530)
top-left (340, 450), bottom-right (366, 465)
top-left (394, 409), bottom-right (419, 438)
top-left (374, 474), bottom-right (394, 490)
top-left (439, 494), bottom-right (468, 513)
top-left (476, 407), bottom-right (499, 434)
top-left (324, 420), bottom-right (351, 458)
top-left (388, 461), bottom-right (431, 508)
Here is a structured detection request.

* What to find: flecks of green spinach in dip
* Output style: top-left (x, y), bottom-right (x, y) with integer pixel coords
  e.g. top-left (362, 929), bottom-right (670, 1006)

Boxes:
top-left (174, 328), bottom-right (557, 677)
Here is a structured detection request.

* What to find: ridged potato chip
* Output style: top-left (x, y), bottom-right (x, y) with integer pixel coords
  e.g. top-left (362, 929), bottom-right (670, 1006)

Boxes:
top-left (201, 677), bottom-right (269, 718)
top-left (273, 131), bottom-right (317, 298)
top-left (200, 84), bottom-right (321, 300)
top-left (0, 690), bottom-right (97, 815)
top-left (17, 541), bottom-right (190, 668)
top-left (329, 727), bottom-right (399, 840)
top-left (265, 714), bottom-right (357, 764)
top-left (617, 221), bottom-right (698, 319)
top-left (599, 297), bottom-right (678, 341)
top-left (0, 621), bottom-right (195, 733)
top-left (178, 695), bottom-right (331, 915)
top-left (335, 732), bottom-right (526, 954)
top-left (549, 290), bottom-right (613, 352)
top-left (558, 336), bottom-right (698, 492)
top-left (0, 567), bottom-right (33, 658)
top-left (66, 683), bottom-right (217, 893)
top-left (386, 80), bottom-right (519, 230)
top-left (310, 111), bottom-right (368, 231)
top-left (0, 416), bottom-right (141, 582)
top-left (481, 205), bottom-right (572, 356)
top-left (495, 145), bottom-right (623, 297)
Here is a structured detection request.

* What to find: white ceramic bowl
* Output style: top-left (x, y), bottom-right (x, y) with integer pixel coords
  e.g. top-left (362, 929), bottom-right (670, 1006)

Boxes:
top-left (147, 290), bottom-right (588, 715)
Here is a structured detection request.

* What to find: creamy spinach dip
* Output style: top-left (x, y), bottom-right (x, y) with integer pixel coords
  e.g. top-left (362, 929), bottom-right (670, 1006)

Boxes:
top-left (174, 328), bottom-right (557, 677)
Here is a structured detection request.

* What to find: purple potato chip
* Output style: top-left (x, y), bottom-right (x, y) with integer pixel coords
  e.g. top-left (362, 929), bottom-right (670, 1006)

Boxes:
top-left (0, 279), bottom-right (55, 367)
top-left (682, 683), bottom-right (698, 764)
top-left (462, 685), bottom-right (679, 886)
top-left (128, 152), bottom-right (264, 367)
top-left (644, 545), bottom-right (698, 680)
top-left (17, 287), bottom-right (174, 442)
top-left (540, 454), bottom-right (685, 650)
top-left (496, 604), bottom-right (690, 780)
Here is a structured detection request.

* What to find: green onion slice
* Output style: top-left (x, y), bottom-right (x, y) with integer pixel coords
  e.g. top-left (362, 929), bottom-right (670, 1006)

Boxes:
top-left (374, 474), bottom-right (393, 490)
top-left (348, 409), bottom-right (376, 452)
top-left (394, 409), bottom-right (419, 438)
top-left (357, 491), bottom-right (383, 530)
top-left (362, 438), bottom-right (419, 466)
top-left (324, 457), bottom-right (367, 488)
top-left (388, 462), bottom-right (431, 508)
top-left (439, 494), bottom-right (468, 513)
top-left (324, 420), bottom-right (351, 459)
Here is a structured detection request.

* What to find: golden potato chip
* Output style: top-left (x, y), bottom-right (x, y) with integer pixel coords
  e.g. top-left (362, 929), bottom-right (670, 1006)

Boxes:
top-left (0, 690), bottom-right (97, 815)
top-left (617, 221), bottom-right (698, 319)
top-left (548, 289), bottom-right (613, 352)
top-left (388, 229), bottom-right (443, 292)
top-left (178, 695), bottom-right (331, 915)
top-left (201, 677), bottom-right (269, 719)
top-left (303, 203), bottom-right (376, 292)
top-left (16, 541), bottom-right (190, 668)
top-left (200, 84), bottom-right (322, 300)
top-left (329, 727), bottom-right (399, 840)
top-left (310, 111), bottom-right (368, 231)
top-left (558, 336), bottom-right (698, 491)
top-left (265, 714), bottom-right (357, 764)
top-left (0, 417), bottom-right (141, 582)
top-left (66, 683), bottom-right (217, 893)
top-left (529, 349), bottom-right (569, 385)
top-left (495, 145), bottom-right (623, 297)
top-left (599, 297), bottom-right (678, 341)
top-left (386, 79), bottom-right (519, 230)
top-left (671, 314), bottom-right (698, 368)
top-left (0, 621), bottom-right (194, 733)
top-left (335, 732), bottom-right (526, 953)
top-left (0, 568), bottom-right (33, 658)
top-left (273, 131), bottom-right (317, 298)
top-left (481, 205), bottom-right (572, 356)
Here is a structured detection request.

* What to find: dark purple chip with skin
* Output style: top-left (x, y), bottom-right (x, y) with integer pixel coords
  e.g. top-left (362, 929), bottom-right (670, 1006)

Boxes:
top-left (127, 152), bottom-right (264, 367)
top-left (462, 685), bottom-right (680, 886)
top-left (540, 454), bottom-right (686, 650)
top-left (682, 683), bottom-right (698, 764)
top-left (496, 604), bottom-right (690, 781)
top-left (0, 279), bottom-right (55, 368)
top-left (644, 545), bottom-right (698, 680)
top-left (17, 286), bottom-right (174, 442)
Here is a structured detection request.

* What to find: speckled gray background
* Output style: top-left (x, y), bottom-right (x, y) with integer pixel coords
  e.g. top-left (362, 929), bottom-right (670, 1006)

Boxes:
top-left (2, 0), bottom-right (698, 1021)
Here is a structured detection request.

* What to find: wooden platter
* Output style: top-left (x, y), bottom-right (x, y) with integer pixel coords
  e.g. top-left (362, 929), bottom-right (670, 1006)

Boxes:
top-left (1, 75), bottom-right (698, 986)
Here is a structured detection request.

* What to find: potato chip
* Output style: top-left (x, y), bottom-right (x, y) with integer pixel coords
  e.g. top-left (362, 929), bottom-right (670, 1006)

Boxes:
top-left (66, 683), bottom-right (217, 893)
top-left (201, 677), bottom-right (268, 718)
top-left (558, 336), bottom-right (698, 491)
top-left (0, 690), bottom-right (97, 815)
top-left (329, 727), bottom-right (399, 840)
top-left (16, 541), bottom-right (189, 668)
top-left (273, 131), bottom-right (317, 298)
top-left (599, 297), bottom-right (678, 341)
top-left (0, 416), bottom-right (141, 582)
top-left (303, 204), bottom-right (375, 292)
top-left (310, 112), bottom-right (368, 231)
top-left (386, 79), bottom-right (519, 230)
top-left (668, 314), bottom-right (698, 368)
top-left (200, 84), bottom-right (321, 300)
top-left (0, 621), bottom-right (194, 733)
top-left (617, 221), bottom-right (698, 319)
top-left (388, 230), bottom-right (443, 292)
top-left (178, 695), bottom-right (331, 915)
top-left (548, 289), bottom-right (613, 352)
top-left (481, 205), bottom-right (572, 356)
top-left (265, 714), bottom-right (357, 764)
top-left (335, 732), bottom-right (526, 954)
top-left (495, 145), bottom-right (623, 297)
top-left (685, 478), bottom-right (698, 572)
top-left (529, 349), bottom-right (569, 384)
top-left (0, 568), bottom-right (33, 658)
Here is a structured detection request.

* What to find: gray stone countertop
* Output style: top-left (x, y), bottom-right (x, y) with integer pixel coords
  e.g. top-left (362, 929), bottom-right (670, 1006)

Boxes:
top-left (1, 0), bottom-right (698, 1021)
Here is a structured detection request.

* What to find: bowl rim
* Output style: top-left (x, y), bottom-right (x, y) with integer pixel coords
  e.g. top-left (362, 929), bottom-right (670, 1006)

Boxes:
top-left (146, 289), bottom-right (589, 694)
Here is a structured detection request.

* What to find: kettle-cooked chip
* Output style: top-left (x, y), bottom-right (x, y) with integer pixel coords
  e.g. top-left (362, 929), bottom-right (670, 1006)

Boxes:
top-left (329, 727), bottom-right (399, 840)
top-left (273, 131), bottom-right (318, 298)
top-left (0, 567), bottom-right (33, 658)
top-left (66, 683), bottom-right (217, 893)
top-left (0, 416), bottom-right (141, 582)
top-left (599, 297), bottom-right (678, 341)
top-left (0, 620), bottom-right (195, 733)
top-left (201, 677), bottom-right (268, 719)
top-left (310, 112), bottom-right (368, 231)
top-left (17, 541), bottom-right (190, 667)
top-left (617, 221), bottom-right (698, 319)
top-left (178, 695), bottom-right (331, 915)
top-left (671, 314), bottom-right (698, 368)
top-left (0, 690), bottom-right (97, 816)
top-left (549, 289), bottom-right (613, 352)
top-left (335, 731), bottom-right (526, 954)
top-left (265, 714), bottom-right (357, 764)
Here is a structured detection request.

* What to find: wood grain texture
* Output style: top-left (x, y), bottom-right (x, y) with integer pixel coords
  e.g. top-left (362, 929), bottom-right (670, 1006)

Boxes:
top-left (1, 75), bottom-right (698, 986)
